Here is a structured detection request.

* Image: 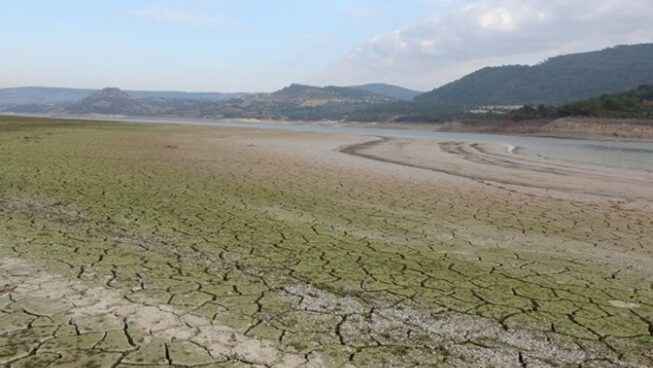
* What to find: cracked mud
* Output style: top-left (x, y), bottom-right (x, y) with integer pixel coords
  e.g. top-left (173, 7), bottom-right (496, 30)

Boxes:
top-left (0, 116), bottom-right (652, 367)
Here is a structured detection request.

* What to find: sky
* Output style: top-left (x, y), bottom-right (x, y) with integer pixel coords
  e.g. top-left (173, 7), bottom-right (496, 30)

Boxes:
top-left (1, 0), bottom-right (653, 92)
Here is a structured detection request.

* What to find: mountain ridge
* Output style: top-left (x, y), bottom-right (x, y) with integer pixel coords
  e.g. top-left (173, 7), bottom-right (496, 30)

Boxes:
top-left (270, 83), bottom-right (392, 102)
top-left (0, 86), bottom-right (247, 106)
top-left (348, 83), bottom-right (422, 101)
top-left (0, 83), bottom-right (420, 107)
top-left (65, 88), bottom-right (152, 115)
top-left (416, 43), bottom-right (653, 106)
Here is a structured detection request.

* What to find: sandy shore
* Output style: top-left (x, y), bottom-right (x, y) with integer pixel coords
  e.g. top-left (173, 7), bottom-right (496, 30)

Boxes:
top-left (6, 112), bottom-right (653, 141)
top-left (339, 136), bottom-right (653, 206)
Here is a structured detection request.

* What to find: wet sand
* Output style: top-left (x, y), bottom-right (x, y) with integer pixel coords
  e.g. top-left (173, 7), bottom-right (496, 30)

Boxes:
top-left (339, 136), bottom-right (653, 206)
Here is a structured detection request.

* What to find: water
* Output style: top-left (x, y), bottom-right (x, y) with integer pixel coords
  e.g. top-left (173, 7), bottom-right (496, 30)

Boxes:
top-left (162, 118), bottom-right (653, 172)
top-left (23, 114), bottom-right (653, 171)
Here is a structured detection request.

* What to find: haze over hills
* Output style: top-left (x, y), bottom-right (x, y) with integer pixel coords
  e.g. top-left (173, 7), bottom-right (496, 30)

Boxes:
top-left (0, 87), bottom-right (94, 106)
top-left (416, 44), bottom-right (653, 106)
top-left (0, 86), bottom-right (247, 106)
top-left (0, 84), bottom-right (398, 120)
top-left (0, 83), bottom-right (413, 107)
top-left (66, 88), bottom-right (153, 115)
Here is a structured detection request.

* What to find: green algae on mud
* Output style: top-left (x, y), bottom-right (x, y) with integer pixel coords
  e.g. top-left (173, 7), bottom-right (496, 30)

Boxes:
top-left (0, 116), bottom-right (652, 367)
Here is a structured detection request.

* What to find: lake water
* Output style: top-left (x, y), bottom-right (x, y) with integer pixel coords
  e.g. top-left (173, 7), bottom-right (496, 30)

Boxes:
top-left (20, 114), bottom-right (653, 172)
top-left (168, 118), bottom-right (653, 172)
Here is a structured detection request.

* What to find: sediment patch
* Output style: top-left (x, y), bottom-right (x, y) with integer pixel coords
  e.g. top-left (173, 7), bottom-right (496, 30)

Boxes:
top-left (339, 137), bottom-right (653, 205)
top-left (0, 257), bottom-right (321, 367)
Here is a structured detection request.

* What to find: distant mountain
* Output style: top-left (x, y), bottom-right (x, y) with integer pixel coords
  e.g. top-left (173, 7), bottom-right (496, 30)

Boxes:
top-left (66, 88), bottom-right (153, 115)
top-left (271, 83), bottom-right (393, 103)
top-left (0, 83), bottom-right (396, 120)
top-left (416, 44), bottom-right (653, 106)
top-left (0, 84), bottom-right (415, 107)
top-left (206, 84), bottom-right (397, 120)
top-left (348, 83), bottom-right (422, 101)
top-left (0, 86), bottom-right (245, 106)
top-left (129, 90), bottom-right (246, 102)
top-left (0, 87), bottom-right (93, 105)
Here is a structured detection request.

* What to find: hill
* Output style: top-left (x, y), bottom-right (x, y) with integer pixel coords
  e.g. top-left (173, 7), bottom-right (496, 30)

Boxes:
top-left (348, 83), bottom-right (422, 101)
top-left (0, 84), bottom-right (418, 106)
top-left (65, 88), bottom-right (153, 115)
top-left (0, 84), bottom-right (397, 120)
top-left (204, 84), bottom-right (396, 120)
top-left (416, 44), bottom-right (653, 106)
top-left (129, 90), bottom-right (246, 102)
top-left (559, 85), bottom-right (653, 118)
top-left (508, 85), bottom-right (653, 120)
top-left (0, 86), bottom-right (244, 106)
top-left (270, 84), bottom-right (393, 103)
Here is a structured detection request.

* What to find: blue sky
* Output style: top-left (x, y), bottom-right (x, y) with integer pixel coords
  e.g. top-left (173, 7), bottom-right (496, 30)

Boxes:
top-left (2, 0), bottom-right (652, 92)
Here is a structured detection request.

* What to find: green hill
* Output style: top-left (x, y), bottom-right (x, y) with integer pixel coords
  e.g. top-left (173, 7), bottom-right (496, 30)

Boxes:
top-left (560, 85), bottom-right (653, 118)
top-left (416, 44), bottom-right (653, 106)
top-left (348, 83), bottom-right (422, 101)
top-left (271, 84), bottom-right (392, 102)
top-left (509, 85), bottom-right (653, 120)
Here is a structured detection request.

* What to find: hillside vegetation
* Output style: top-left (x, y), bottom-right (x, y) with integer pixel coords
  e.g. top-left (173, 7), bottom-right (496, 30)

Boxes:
top-left (559, 85), bottom-right (653, 118)
top-left (510, 85), bottom-right (653, 120)
top-left (416, 44), bottom-right (653, 106)
top-left (348, 83), bottom-right (422, 101)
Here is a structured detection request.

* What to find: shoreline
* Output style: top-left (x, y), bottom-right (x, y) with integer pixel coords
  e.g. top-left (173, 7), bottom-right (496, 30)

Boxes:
top-left (434, 117), bottom-right (653, 142)
top-left (4, 113), bottom-right (653, 174)
top-left (339, 136), bottom-right (653, 207)
top-left (3, 112), bottom-right (653, 142)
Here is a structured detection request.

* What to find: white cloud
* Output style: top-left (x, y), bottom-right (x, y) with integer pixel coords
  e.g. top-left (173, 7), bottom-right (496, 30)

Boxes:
top-left (317, 0), bottom-right (653, 90)
top-left (477, 7), bottom-right (516, 31)
top-left (129, 6), bottom-right (224, 26)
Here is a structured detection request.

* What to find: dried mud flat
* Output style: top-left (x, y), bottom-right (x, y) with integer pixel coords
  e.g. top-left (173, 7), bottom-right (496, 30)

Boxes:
top-left (0, 116), bottom-right (652, 367)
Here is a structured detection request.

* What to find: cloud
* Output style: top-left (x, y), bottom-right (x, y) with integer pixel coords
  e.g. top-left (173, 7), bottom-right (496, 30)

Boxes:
top-left (129, 6), bottom-right (224, 26)
top-left (318, 0), bottom-right (653, 90)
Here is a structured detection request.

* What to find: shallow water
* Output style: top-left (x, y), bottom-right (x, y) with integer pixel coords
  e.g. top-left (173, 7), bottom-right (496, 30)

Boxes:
top-left (272, 123), bottom-right (653, 171)
top-left (177, 118), bottom-right (653, 172)
top-left (20, 114), bottom-right (653, 171)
